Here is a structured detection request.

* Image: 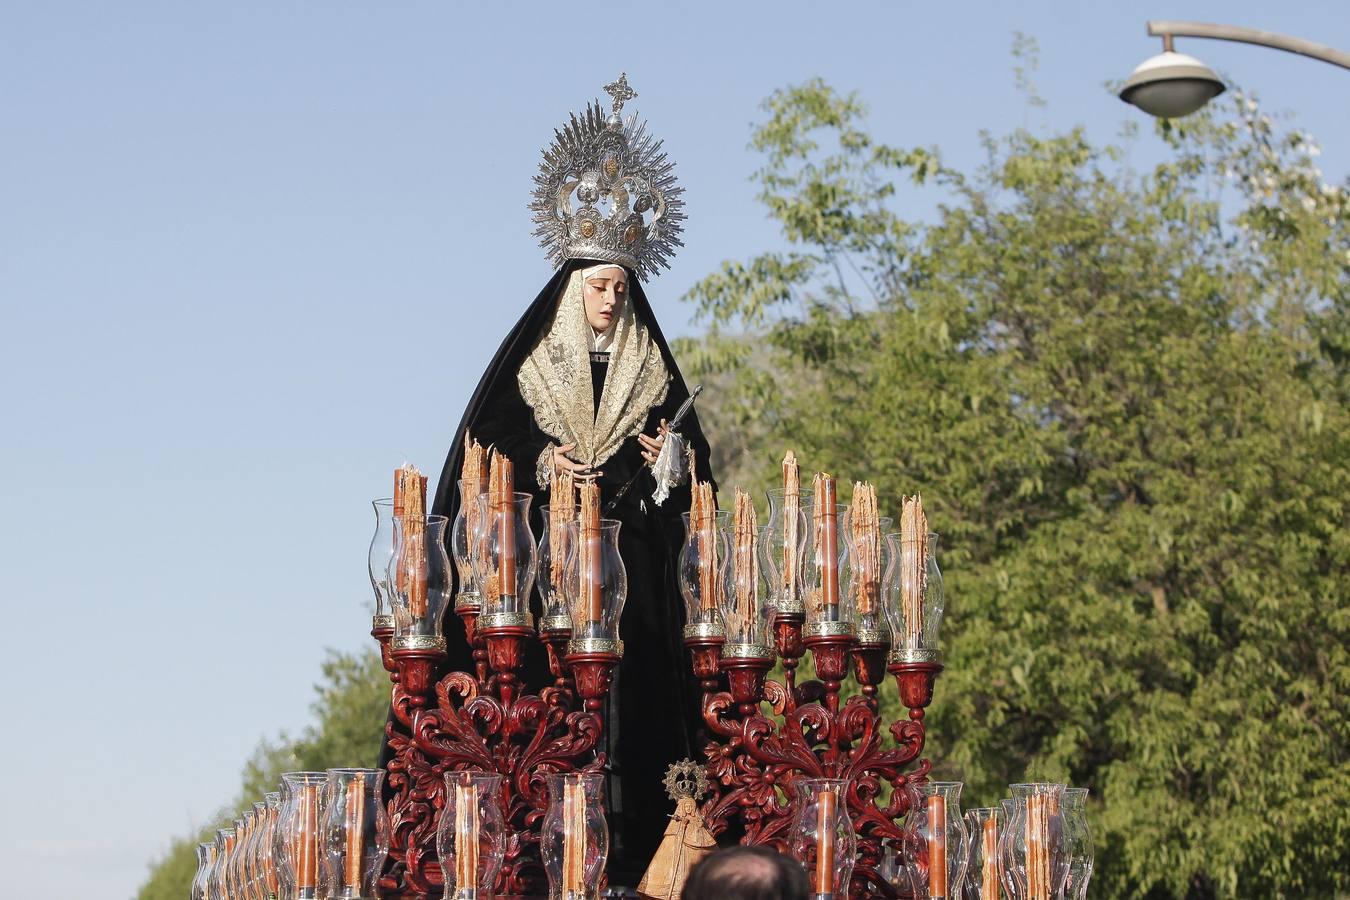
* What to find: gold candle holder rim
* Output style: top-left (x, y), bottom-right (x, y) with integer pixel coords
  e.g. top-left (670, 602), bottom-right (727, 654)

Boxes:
top-left (393, 634), bottom-right (448, 652)
top-left (683, 621), bottom-right (726, 639)
top-left (721, 642), bottom-right (775, 660)
top-left (478, 611), bottom-right (531, 630)
top-left (887, 647), bottom-right (940, 664)
top-left (803, 621), bottom-right (856, 639)
top-left (539, 614), bottom-right (574, 633)
top-left (566, 637), bottom-right (624, 656)
top-left (855, 627), bottom-right (891, 646)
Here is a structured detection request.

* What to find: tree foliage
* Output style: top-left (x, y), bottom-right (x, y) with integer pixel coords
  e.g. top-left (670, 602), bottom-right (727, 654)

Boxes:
top-left (137, 649), bottom-right (388, 900)
top-left (679, 74), bottom-right (1349, 898)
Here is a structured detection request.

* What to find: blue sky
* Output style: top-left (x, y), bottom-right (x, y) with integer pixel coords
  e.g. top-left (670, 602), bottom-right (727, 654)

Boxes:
top-left (3, 1), bottom-right (1347, 897)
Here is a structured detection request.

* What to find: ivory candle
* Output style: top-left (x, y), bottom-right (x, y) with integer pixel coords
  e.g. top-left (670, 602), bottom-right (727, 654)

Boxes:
top-left (927, 793), bottom-right (947, 898)
top-left (455, 777), bottom-right (480, 892)
top-left (549, 472), bottom-right (575, 594)
top-left (562, 778), bottom-right (586, 894)
top-left (821, 476), bottom-right (839, 615)
top-left (730, 490), bottom-right (758, 640)
top-left (496, 455), bottom-right (517, 599)
top-left (344, 774), bottom-right (365, 889)
top-left (222, 832), bottom-right (236, 896)
top-left (580, 482), bottom-right (602, 625)
top-left (394, 469), bottom-right (407, 593)
top-left (900, 495), bottom-right (928, 643)
top-left (1027, 793), bottom-right (1047, 900)
top-left (814, 787), bottom-right (837, 895)
top-left (850, 482), bottom-right (879, 616)
top-left (297, 784), bottom-right (320, 891)
top-left (782, 451), bottom-right (800, 601)
top-left (981, 815), bottom-right (999, 900)
top-left (463, 436), bottom-right (489, 584)
top-left (395, 465), bottom-right (429, 617)
top-left (692, 480), bottom-right (717, 611)
top-left (237, 817), bottom-right (253, 891)
top-left (414, 474), bottom-right (429, 616)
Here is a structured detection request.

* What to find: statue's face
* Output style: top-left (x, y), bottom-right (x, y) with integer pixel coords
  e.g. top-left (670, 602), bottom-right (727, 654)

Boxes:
top-left (582, 267), bottom-right (627, 333)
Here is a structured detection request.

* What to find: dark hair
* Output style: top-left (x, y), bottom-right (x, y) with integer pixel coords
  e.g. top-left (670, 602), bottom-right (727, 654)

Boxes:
top-left (681, 845), bottom-right (811, 900)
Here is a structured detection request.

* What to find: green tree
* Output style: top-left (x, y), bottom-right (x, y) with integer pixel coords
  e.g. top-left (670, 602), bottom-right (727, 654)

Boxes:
top-left (137, 649), bottom-right (389, 900)
top-left (680, 76), bottom-right (1349, 898)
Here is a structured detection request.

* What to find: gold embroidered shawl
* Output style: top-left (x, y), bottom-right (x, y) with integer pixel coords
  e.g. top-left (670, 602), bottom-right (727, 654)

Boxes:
top-left (517, 268), bottom-right (670, 467)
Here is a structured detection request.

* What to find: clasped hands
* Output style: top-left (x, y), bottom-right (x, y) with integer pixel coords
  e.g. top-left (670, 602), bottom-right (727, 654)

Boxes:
top-left (551, 419), bottom-right (668, 483)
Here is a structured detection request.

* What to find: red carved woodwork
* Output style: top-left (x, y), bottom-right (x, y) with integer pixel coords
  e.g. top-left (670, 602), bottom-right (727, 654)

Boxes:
top-left (695, 618), bottom-right (941, 899)
top-left (890, 660), bottom-right (943, 719)
top-left (772, 611), bottom-right (806, 696)
top-left (540, 629), bottom-right (575, 708)
top-left (721, 656), bottom-right (773, 718)
top-left (378, 612), bottom-right (616, 899)
top-left (685, 634), bottom-right (725, 693)
top-left (851, 641), bottom-right (889, 701)
top-left (378, 599), bottom-right (943, 899)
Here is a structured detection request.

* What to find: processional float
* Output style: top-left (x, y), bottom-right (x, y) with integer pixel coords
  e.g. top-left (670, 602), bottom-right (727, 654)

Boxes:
top-left (368, 445), bottom-right (955, 900)
top-left (189, 447), bottom-right (1093, 900)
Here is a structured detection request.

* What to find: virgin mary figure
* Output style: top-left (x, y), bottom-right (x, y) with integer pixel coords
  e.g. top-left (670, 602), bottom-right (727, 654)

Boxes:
top-left (416, 74), bottom-right (715, 883)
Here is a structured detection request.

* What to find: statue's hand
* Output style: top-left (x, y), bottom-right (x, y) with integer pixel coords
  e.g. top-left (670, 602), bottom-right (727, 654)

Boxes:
top-left (552, 442), bottom-right (600, 482)
top-left (638, 419), bottom-right (667, 467)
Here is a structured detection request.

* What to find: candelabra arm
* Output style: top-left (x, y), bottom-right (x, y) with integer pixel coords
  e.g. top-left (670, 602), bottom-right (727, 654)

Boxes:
top-left (702, 691), bottom-right (741, 739)
top-left (762, 677), bottom-right (792, 717)
top-left (739, 709), bottom-right (827, 777)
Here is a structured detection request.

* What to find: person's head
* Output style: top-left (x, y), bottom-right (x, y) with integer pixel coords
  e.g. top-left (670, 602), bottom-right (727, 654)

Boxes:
top-left (681, 845), bottom-right (810, 900)
top-left (581, 263), bottom-right (628, 333)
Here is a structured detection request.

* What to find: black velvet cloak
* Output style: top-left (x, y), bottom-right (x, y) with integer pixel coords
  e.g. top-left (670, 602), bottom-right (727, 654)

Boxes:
top-left (380, 258), bottom-right (716, 883)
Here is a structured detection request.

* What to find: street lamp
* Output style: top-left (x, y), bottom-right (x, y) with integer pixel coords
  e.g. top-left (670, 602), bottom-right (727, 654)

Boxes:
top-left (1120, 21), bottom-right (1350, 119)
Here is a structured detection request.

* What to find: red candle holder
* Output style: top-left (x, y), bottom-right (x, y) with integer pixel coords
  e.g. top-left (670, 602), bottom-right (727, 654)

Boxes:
top-left (803, 632), bottom-right (854, 715)
top-left (720, 653), bottom-right (774, 717)
top-left (481, 623), bottom-right (535, 705)
top-left (851, 638), bottom-right (889, 700)
top-left (391, 646), bottom-right (446, 709)
top-left (888, 658), bottom-right (944, 719)
top-left (684, 628), bottom-right (725, 695)
top-left (565, 649), bottom-right (622, 714)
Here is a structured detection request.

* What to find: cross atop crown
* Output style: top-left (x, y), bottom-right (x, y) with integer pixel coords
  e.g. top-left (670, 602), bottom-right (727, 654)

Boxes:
top-left (604, 73), bottom-right (638, 122)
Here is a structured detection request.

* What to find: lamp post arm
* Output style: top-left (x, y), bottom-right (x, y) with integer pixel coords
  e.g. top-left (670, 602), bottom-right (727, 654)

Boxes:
top-left (1148, 20), bottom-right (1350, 71)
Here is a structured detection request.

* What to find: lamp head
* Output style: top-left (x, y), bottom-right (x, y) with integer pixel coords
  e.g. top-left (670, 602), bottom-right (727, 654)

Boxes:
top-left (1120, 50), bottom-right (1226, 118)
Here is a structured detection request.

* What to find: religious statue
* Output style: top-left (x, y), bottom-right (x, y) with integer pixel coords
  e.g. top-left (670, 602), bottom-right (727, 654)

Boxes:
top-left (410, 73), bottom-right (716, 884)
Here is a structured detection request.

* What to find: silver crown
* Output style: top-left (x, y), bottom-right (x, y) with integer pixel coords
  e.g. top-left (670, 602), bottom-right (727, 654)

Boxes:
top-left (530, 73), bottom-right (685, 279)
